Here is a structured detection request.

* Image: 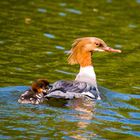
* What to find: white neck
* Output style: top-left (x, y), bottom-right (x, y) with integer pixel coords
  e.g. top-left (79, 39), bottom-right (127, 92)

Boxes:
top-left (75, 66), bottom-right (97, 86)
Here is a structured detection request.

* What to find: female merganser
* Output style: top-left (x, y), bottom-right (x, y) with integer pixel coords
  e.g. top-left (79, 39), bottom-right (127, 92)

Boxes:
top-left (18, 37), bottom-right (121, 104)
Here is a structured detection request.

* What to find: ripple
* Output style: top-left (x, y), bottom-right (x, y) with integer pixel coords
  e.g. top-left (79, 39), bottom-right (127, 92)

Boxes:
top-left (106, 0), bottom-right (112, 3)
top-left (114, 44), bottom-right (122, 48)
top-left (129, 112), bottom-right (140, 119)
top-left (0, 40), bottom-right (5, 44)
top-left (55, 46), bottom-right (65, 50)
top-left (97, 115), bottom-right (140, 125)
top-left (44, 51), bottom-right (53, 55)
top-left (98, 16), bottom-right (105, 20)
top-left (0, 135), bottom-right (11, 139)
top-left (37, 8), bottom-right (47, 13)
top-left (15, 67), bottom-right (23, 71)
top-left (64, 50), bottom-right (71, 54)
top-left (55, 69), bottom-right (76, 75)
top-left (93, 8), bottom-right (98, 12)
top-left (0, 85), bottom-right (140, 139)
top-left (132, 86), bottom-right (140, 90)
top-left (128, 24), bottom-right (137, 28)
top-left (105, 127), bottom-right (140, 137)
top-left (59, 3), bottom-right (67, 7)
top-left (59, 12), bottom-right (67, 16)
top-left (0, 86), bottom-right (28, 92)
top-left (66, 8), bottom-right (82, 15)
top-left (44, 33), bottom-right (55, 39)
top-left (97, 109), bottom-right (124, 118)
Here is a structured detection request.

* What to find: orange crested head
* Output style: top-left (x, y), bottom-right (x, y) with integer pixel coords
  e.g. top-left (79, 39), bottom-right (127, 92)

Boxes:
top-left (68, 37), bottom-right (121, 67)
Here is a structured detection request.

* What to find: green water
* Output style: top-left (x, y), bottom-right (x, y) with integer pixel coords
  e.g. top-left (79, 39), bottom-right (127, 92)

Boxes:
top-left (0, 0), bottom-right (140, 139)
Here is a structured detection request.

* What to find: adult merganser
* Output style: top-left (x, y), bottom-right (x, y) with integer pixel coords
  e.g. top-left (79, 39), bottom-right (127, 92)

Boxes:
top-left (18, 37), bottom-right (121, 104)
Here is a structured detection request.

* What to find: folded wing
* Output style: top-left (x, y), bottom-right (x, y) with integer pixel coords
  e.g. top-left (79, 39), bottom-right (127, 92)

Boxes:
top-left (45, 80), bottom-right (101, 100)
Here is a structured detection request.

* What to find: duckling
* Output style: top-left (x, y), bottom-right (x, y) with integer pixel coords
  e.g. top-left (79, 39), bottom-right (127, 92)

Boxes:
top-left (18, 79), bottom-right (49, 104)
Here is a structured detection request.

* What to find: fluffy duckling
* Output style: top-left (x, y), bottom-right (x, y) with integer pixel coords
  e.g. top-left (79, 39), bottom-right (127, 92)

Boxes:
top-left (18, 79), bottom-right (49, 104)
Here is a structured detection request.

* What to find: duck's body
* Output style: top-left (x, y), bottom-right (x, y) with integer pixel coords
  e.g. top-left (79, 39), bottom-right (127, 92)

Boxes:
top-left (18, 37), bottom-right (121, 104)
top-left (45, 80), bottom-right (100, 100)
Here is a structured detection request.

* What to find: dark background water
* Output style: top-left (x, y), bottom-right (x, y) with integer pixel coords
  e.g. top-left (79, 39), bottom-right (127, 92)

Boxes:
top-left (0, 0), bottom-right (140, 139)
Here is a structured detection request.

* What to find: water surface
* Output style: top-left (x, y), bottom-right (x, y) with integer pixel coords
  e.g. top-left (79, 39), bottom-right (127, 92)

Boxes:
top-left (0, 0), bottom-right (140, 139)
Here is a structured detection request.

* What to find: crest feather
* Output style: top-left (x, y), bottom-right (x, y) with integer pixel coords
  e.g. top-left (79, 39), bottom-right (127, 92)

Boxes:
top-left (68, 38), bottom-right (84, 65)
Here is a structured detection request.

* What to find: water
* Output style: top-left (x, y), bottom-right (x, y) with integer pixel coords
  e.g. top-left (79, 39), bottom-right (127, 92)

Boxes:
top-left (0, 0), bottom-right (140, 139)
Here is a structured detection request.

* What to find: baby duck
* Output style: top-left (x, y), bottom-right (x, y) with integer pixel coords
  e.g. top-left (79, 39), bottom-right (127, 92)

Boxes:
top-left (18, 79), bottom-right (49, 104)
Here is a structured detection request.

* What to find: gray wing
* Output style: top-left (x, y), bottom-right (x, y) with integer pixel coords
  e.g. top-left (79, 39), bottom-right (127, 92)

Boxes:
top-left (45, 80), bottom-right (100, 100)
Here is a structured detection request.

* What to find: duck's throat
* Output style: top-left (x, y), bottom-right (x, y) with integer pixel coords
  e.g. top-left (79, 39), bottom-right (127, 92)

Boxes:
top-left (77, 51), bottom-right (92, 67)
top-left (75, 66), bottom-right (97, 86)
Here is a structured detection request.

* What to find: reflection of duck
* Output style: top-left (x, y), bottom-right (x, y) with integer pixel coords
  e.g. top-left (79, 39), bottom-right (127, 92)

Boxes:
top-left (18, 37), bottom-right (121, 104)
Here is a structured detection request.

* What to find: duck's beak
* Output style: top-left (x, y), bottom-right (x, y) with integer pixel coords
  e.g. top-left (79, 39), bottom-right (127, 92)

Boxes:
top-left (102, 46), bottom-right (122, 53)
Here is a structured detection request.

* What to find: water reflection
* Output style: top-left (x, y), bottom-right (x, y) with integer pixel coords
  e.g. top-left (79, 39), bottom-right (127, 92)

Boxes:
top-left (68, 99), bottom-right (96, 139)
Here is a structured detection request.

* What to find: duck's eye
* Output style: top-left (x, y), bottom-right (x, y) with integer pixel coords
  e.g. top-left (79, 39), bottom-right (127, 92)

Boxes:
top-left (95, 43), bottom-right (99, 46)
top-left (97, 43), bottom-right (102, 47)
top-left (21, 96), bottom-right (24, 100)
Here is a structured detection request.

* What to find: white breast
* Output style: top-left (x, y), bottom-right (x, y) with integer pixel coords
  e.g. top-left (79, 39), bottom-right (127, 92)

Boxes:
top-left (75, 66), bottom-right (97, 86)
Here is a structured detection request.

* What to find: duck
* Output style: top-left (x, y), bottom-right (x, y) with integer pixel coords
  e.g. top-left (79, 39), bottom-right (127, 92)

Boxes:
top-left (18, 37), bottom-right (121, 104)
top-left (18, 79), bottom-right (50, 104)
